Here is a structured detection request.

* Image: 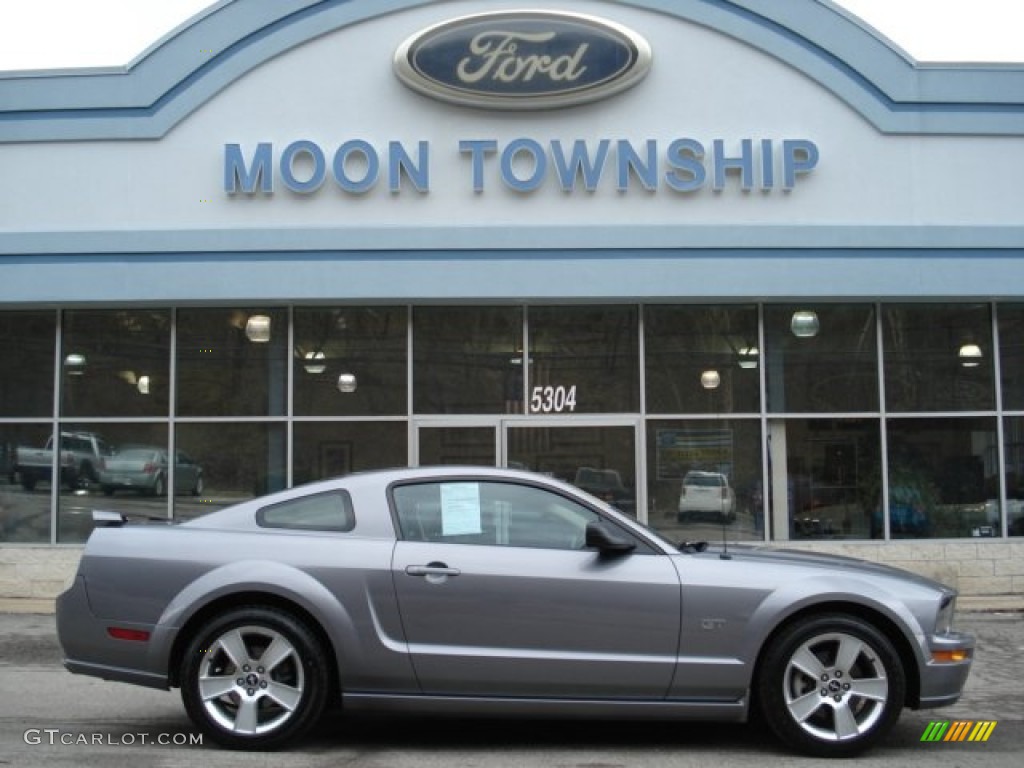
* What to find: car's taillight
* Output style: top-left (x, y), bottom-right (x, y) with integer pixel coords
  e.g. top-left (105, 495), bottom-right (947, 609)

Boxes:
top-left (143, 462), bottom-right (156, 474)
top-left (721, 487), bottom-right (728, 499)
top-left (107, 627), bottom-right (150, 642)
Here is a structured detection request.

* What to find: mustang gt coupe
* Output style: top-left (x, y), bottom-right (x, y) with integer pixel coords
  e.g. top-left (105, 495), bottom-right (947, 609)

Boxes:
top-left (56, 466), bottom-right (974, 757)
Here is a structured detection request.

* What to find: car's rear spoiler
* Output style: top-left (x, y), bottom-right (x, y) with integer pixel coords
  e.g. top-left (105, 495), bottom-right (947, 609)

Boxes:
top-left (92, 509), bottom-right (174, 527)
top-left (92, 510), bottom-right (128, 527)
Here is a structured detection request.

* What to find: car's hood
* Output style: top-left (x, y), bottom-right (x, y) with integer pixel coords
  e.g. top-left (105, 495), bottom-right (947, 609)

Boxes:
top-left (698, 544), bottom-right (954, 594)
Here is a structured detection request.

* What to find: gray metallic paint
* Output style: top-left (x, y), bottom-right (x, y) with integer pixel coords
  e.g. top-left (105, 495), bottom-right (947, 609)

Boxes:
top-left (57, 467), bottom-right (973, 724)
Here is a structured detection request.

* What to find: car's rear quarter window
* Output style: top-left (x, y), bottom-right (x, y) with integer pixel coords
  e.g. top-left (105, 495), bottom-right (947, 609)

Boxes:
top-left (256, 490), bottom-right (355, 531)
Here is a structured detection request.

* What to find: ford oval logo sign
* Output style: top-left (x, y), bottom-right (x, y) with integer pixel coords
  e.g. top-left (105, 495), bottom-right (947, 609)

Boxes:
top-left (394, 11), bottom-right (652, 110)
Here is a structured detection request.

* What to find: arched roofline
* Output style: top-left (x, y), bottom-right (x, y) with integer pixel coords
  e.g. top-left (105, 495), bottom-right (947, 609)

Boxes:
top-left (0, 0), bottom-right (1022, 141)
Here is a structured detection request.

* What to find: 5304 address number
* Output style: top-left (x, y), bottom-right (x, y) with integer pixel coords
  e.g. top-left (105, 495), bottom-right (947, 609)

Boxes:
top-left (530, 385), bottom-right (577, 413)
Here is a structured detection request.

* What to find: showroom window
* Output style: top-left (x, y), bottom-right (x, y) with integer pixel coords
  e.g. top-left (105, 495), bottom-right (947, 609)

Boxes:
top-left (294, 306), bottom-right (407, 416)
top-left (55, 422), bottom-right (163, 543)
top-left (0, 310), bottom-right (55, 418)
top-left (883, 304), bottom-right (994, 412)
top-left (173, 422), bottom-right (286, 519)
top-left (645, 418), bottom-right (763, 540)
top-left (998, 304), bottom-right (1024, 411)
top-left (414, 306), bottom-right (523, 414)
top-left (176, 308), bottom-right (288, 417)
top-left (1002, 417), bottom-right (1024, 537)
top-left (3, 302), bottom-right (1022, 543)
top-left (61, 309), bottom-right (171, 418)
top-left (886, 417), bottom-right (999, 539)
top-left (766, 418), bottom-right (881, 540)
top-left (0, 423), bottom-right (55, 542)
top-left (529, 305), bottom-right (638, 414)
top-left (645, 305), bottom-right (759, 414)
top-left (764, 305), bottom-right (878, 413)
top-left (0, 312), bottom-right (56, 542)
top-left (293, 421), bottom-right (407, 486)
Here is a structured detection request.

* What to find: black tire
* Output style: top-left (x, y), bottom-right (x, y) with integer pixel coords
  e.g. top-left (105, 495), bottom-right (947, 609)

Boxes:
top-left (78, 461), bottom-right (97, 488)
top-left (180, 606), bottom-right (330, 750)
top-left (756, 613), bottom-right (905, 758)
top-left (20, 472), bottom-right (36, 491)
top-left (101, 485), bottom-right (114, 497)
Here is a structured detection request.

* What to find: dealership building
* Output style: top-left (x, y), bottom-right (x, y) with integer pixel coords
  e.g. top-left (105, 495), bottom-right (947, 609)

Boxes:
top-left (1, 0), bottom-right (1023, 599)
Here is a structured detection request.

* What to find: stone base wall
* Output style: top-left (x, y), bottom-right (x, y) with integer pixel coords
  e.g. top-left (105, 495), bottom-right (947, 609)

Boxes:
top-left (0, 547), bottom-right (83, 600)
top-left (766, 539), bottom-right (1024, 596)
top-left (0, 540), bottom-right (1022, 601)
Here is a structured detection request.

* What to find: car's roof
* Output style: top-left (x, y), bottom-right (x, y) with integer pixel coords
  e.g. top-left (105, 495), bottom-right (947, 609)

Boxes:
top-left (179, 465), bottom-right (672, 549)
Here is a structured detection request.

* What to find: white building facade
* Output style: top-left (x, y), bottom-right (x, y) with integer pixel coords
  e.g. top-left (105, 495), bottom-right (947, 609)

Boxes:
top-left (1, 0), bottom-right (1023, 598)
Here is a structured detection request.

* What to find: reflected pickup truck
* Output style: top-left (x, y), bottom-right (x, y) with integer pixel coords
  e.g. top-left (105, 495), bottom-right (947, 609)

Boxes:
top-left (13, 431), bottom-right (112, 491)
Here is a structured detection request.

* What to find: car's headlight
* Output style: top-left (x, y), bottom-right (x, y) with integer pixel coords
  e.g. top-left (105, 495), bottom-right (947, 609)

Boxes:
top-left (935, 594), bottom-right (957, 634)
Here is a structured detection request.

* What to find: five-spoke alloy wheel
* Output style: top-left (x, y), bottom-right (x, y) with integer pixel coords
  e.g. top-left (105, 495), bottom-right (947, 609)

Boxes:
top-left (181, 606), bottom-right (330, 749)
top-left (757, 614), bottom-right (906, 757)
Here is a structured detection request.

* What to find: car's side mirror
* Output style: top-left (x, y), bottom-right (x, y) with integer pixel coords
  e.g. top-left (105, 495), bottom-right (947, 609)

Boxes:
top-left (585, 521), bottom-right (636, 554)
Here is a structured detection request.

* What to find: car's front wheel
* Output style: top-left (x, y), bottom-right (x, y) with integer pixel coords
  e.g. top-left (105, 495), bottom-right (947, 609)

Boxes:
top-left (181, 606), bottom-right (330, 750)
top-left (757, 613), bottom-right (905, 758)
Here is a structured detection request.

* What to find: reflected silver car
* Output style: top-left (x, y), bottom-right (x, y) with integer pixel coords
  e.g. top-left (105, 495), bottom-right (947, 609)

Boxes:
top-left (56, 467), bottom-right (973, 757)
top-left (98, 447), bottom-right (203, 497)
top-left (678, 470), bottom-right (735, 522)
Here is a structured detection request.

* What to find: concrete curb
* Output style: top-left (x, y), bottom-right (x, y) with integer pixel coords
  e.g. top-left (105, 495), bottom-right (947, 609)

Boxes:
top-left (958, 595), bottom-right (1024, 613)
top-left (2, 595), bottom-right (1021, 616)
top-left (0, 598), bottom-right (55, 615)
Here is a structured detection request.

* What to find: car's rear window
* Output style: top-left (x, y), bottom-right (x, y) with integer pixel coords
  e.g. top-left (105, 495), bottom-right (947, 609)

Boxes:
top-left (256, 490), bottom-right (355, 532)
top-left (685, 474), bottom-right (723, 487)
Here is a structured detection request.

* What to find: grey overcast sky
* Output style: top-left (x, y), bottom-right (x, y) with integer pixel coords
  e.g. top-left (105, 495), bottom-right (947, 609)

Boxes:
top-left (0, 0), bottom-right (1020, 72)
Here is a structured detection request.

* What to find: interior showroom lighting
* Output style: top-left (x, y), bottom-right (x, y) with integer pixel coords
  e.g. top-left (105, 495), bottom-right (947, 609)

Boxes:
top-left (738, 346), bottom-right (759, 369)
top-left (303, 351), bottom-right (326, 374)
top-left (700, 369), bottom-right (721, 389)
top-left (958, 343), bottom-right (983, 367)
top-left (790, 309), bottom-right (820, 338)
top-left (245, 314), bottom-right (272, 342)
top-left (63, 353), bottom-right (87, 375)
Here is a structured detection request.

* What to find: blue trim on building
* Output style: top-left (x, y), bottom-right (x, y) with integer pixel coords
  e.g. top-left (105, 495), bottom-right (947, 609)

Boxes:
top-left (3, 226), bottom-right (1024, 258)
top-left (0, 0), bottom-right (1022, 142)
top-left (2, 249), bottom-right (1023, 306)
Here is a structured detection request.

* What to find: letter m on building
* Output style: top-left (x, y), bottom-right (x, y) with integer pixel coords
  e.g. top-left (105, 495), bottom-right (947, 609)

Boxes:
top-left (224, 143), bottom-right (273, 193)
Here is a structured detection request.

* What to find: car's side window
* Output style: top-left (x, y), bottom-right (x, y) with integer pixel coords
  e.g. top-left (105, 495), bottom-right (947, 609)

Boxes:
top-left (393, 481), bottom-right (601, 550)
top-left (256, 490), bottom-right (355, 532)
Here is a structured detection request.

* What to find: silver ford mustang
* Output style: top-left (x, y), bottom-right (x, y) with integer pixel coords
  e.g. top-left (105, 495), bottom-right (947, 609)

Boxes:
top-left (56, 466), bottom-right (974, 757)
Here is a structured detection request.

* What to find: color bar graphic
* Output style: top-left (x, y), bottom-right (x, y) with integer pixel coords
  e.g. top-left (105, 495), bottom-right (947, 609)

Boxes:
top-left (920, 721), bottom-right (997, 743)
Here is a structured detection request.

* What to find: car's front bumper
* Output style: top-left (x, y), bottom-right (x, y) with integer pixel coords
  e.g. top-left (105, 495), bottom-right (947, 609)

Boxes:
top-left (916, 630), bottom-right (975, 709)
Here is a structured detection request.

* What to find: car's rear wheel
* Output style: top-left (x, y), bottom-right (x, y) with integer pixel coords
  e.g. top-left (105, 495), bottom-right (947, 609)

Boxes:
top-left (757, 614), bottom-right (905, 758)
top-left (181, 606), bottom-right (330, 750)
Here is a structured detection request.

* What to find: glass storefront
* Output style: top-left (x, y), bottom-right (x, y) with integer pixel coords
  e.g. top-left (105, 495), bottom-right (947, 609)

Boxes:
top-left (1, 302), bottom-right (1021, 543)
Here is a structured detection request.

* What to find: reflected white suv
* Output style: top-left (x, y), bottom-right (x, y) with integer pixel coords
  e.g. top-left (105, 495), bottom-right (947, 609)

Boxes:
top-left (678, 470), bottom-right (735, 523)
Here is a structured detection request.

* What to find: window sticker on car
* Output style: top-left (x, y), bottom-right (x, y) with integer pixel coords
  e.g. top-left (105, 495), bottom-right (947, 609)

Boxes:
top-left (440, 482), bottom-right (483, 536)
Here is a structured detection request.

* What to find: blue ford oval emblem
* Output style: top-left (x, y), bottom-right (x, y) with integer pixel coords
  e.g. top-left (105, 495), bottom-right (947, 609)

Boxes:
top-left (394, 11), bottom-right (652, 110)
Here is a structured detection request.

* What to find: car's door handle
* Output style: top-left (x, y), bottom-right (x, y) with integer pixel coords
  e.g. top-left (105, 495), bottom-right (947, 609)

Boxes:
top-left (405, 563), bottom-right (461, 577)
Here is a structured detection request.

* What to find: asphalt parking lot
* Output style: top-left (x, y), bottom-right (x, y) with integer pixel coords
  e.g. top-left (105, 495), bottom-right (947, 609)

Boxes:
top-left (0, 608), bottom-right (1021, 768)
